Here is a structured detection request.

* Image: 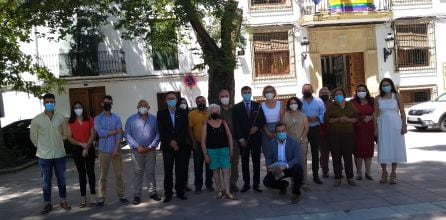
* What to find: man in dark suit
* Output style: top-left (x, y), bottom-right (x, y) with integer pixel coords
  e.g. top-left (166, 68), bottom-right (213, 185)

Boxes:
top-left (157, 91), bottom-right (188, 203)
top-left (233, 86), bottom-right (265, 193)
top-left (263, 123), bottom-right (303, 204)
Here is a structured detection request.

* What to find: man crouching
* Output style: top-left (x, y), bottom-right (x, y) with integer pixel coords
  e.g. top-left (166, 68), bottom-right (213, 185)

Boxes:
top-left (263, 123), bottom-right (304, 204)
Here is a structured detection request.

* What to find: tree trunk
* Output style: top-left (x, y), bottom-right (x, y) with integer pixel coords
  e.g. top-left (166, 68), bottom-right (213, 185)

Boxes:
top-left (207, 61), bottom-right (235, 104)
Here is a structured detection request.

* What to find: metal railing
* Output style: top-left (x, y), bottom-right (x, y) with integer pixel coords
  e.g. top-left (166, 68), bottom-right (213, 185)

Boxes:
top-left (37, 49), bottom-right (126, 77)
top-left (249, 0), bottom-right (293, 11)
top-left (302, 0), bottom-right (391, 15)
top-left (392, 0), bottom-right (432, 6)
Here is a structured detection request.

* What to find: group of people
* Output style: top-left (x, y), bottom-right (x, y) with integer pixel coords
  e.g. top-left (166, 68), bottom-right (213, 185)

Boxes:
top-left (30, 78), bottom-right (407, 214)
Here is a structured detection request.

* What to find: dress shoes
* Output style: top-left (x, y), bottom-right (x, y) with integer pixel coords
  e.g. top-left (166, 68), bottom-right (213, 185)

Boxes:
top-left (240, 185), bottom-right (250, 193)
top-left (313, 176), bottom-right (323, 184)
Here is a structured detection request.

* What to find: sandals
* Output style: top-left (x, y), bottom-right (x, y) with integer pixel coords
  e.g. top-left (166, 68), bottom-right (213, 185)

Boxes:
top-left (389, 172), bottom-right (397, 184)
top-left (225, 193), bottom-right (238, 200)
top-left (215, 191), bottom-right (225, 199)
top-left (379, 172), bottom-right (388, 184)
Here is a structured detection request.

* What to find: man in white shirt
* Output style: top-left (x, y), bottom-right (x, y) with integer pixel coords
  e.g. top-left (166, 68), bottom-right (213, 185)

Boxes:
top-left (263, 123), bottom-right (303, 204)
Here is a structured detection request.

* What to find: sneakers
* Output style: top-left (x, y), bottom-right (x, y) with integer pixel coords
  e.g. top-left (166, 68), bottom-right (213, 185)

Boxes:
top-left (40, 203), bottom-right (53, 214)
top-left (119, 197), bottom-right (130, 205)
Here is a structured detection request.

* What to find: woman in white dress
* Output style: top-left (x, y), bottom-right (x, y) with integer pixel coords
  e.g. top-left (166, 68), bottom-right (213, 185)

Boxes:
top-left (374, 78), bottom-right (407, 184)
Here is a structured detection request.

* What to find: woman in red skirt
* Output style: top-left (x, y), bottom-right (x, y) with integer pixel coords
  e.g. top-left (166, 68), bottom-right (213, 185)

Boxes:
top-left (352, 84), bottom-right (375, 180)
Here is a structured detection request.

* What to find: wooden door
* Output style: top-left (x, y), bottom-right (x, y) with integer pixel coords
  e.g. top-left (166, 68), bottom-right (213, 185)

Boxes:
top-left (346, 53), bottom-right (365, 97)
top-left (69, 86), bottom-right (105, 118)
top-left (88, 87), bottom-right (105, 117)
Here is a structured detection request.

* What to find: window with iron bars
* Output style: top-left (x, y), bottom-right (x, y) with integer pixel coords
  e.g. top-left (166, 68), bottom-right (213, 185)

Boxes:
top-left (394, 20), bottom-right (436, 72)
top-left (253, 31), bottom-right (291, 79)
top-left (392, 0), bottom-right (432, 6)
top-left (250, 0), bottom-right (292, 11)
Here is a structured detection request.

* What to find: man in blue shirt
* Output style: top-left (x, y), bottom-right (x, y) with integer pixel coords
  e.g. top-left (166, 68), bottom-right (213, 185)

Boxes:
top-left (94, 95), bottom-right (129, 206)
top-left (301, 84), bottom-right (325, 184)
top-left (125, 100), bottom-right (161, 205)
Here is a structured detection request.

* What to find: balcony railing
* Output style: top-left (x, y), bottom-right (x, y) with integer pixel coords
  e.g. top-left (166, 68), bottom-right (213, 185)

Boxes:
top-left (392, 0), bottom-right (432, 6)
top-left (37, 49), bottom-right (126, 77)
top-left (302, 0), bottom-right (391, 15)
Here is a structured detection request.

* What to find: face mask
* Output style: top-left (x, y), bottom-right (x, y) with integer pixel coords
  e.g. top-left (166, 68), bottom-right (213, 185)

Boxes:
top-left (382, 85), bottom-right (392, 93)
top-left (242, 93), bottom-right (252, 102)
top-left (277, 132), bottom-right (287, 141)
top-left (334, 95), bottom-right (345, 104)
top-left (220, 97), bottom-right (230, 105)
top-left (357, 91), bottom-right (367, 99)
top-left (167, 100), bottom-right (177, 108)
top-left (179, 103), bottom-right (187, 110)
top-left (289, 104), bottom-right (298, 111)
top-left (320, 95), bottom-right (329, 102)
top-left (103, 103), bottom-right (112, 111)
top-left (138, 107), bottom-right (148, 115)
top-left (210, 113), bottom-right (220, 120)
top-left (265, 92), bottom-right (274, 100)
top-left (197, 103), bottom-right (206, 111)
top-left (303, 91), bottom-right (312, 98)
top-left (44, 103), bottom-right (55, 112)
top-left (74, 108), bottom-right (83, 116)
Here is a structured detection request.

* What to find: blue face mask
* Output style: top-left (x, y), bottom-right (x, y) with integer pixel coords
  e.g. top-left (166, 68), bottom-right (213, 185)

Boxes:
top-left (242, 93), bottom-right (252, 102)
top-left (382, 85), bottom-right (392, 93)
top-left (277, 132), bottom-right (287, 141)
top-left (167, 100), bottom-right (177, 108)
top-left (334, 95), bottom-right (345, 104)
top-left (44, 103), bottom-right (55, 112)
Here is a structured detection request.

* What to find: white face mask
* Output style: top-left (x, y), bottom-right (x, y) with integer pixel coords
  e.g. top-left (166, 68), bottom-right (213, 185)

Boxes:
top-left (265, 92), bottom-right (274, 100)
top-left (74, 108), bottom-right (83, 116)
top-left (138, 107), bottom-right (148, 115)
top-left (220, 97), bottom-right (230, 105)
top-left (357, 91), bottom-right (367, 99)
top-left (289, 104), bottom-right (298, 111)
top-left (179, 103), bottom-right (187, 110)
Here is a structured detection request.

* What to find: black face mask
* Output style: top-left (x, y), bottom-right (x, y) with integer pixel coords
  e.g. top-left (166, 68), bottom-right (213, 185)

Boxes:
top-left (320, 95), bottom-right (329, 102)
top-left (197, 103), bottom-right (206, 111)
top-left (103, 103), bottom-right (112, 111)
top-left (303, 92), bottom-right (312, 98)
top-left (210, 113), bottom-right (220, 120)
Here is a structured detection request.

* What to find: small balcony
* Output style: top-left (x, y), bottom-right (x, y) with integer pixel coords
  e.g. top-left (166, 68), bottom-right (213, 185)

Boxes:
top-left (38, 49), bottom-right (126, 77)
top-left (392, 0), bottom-right (432, 7)
top-left (300, 0), bottom-right (392, 27)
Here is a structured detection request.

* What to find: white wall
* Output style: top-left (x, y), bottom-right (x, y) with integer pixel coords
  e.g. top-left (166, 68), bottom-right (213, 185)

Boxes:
top-left (435, 20), bottom-right (446, 95)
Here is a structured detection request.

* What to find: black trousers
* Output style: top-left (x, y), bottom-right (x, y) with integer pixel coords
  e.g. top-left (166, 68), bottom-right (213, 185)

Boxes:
top-left (72, 146), bottom-right (96, 197)
top-left (328, 133), bottom-right (354, 179)
top-left (240, 139), bottom-right (261, 187)
top-left (162, 146), bottom-right (186, 197)
top-left (193, 143), bottom-right (213, 190)
top-left (307, 126), bottom-right (321, 177)
top-left (263, 164), bottom-right (303, 195)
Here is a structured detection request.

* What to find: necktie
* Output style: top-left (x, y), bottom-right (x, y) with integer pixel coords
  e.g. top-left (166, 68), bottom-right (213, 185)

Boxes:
top-left (245, 102), bottom-right (250, 117)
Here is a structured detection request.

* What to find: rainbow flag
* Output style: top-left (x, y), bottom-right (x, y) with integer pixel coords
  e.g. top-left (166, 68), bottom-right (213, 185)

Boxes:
top-left (330, 0), bottom-right (375, 12)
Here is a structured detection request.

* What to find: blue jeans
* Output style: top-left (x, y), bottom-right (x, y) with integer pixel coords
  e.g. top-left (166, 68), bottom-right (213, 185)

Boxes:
top-left (38, 157), bottom-right (67, 202)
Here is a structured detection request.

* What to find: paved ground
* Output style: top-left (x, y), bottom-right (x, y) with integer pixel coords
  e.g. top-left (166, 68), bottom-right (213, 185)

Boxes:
top-left (1, 127), bottom-right (446, 220)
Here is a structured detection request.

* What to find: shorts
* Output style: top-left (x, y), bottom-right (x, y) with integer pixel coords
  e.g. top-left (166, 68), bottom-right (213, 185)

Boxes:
top-left (207, 147), bottom-right (230, 170)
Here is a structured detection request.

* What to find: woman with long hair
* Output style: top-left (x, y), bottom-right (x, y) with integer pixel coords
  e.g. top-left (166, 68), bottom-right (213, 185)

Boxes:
top-left (67, 101), bottom-right (97, 207)
top-left (374, 78), bottom-right (407, 184)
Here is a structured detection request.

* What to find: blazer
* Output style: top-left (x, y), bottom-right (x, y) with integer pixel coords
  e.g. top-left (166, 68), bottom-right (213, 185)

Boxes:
top-left (265, 137), bottom-right (301, 169)
top-left (157, 108), bottom-right (188, 149)
top-left (232, 101), bottom-right (265, 142)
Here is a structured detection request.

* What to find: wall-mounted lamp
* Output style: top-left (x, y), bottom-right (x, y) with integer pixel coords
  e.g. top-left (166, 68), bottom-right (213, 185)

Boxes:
top-left (301, 37), bottom-right (310, 60)
top-left (383, 32), bottom-right (395, 62)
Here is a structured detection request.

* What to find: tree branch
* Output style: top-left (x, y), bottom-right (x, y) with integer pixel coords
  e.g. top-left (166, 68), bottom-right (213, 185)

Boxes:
top-left (177, 0), bottom-right (220, 58)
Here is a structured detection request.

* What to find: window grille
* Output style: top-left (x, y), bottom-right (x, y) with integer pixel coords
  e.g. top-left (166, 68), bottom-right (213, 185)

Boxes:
top-left (392, 0), bottom-right (431, 6)
top-left (394, 20), bottom-right (436, 72)
top-left (253, 31), bottom-right (291, 78)
top-left (249, 0), bottom-right (292, 11)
